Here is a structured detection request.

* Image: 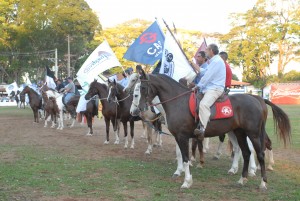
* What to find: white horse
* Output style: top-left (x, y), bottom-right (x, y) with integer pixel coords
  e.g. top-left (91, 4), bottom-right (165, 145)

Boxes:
top-left (124, 73), bottom-right (164, 154)
top-left (129, 82), bottom-right (163, 154)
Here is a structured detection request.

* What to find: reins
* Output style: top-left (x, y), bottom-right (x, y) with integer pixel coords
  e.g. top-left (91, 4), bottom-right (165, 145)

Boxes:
top-left (148, 90), bottom-right (192, 107)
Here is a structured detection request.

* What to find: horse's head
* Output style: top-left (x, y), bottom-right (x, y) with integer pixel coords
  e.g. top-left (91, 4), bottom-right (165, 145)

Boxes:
top-left (85, 79), bottom-right (98, 100)
top-left (133, 68), bottom-right (155, 115)
top-left (107, 79), bottom-right (119, 103)
top-left (20, 86), bottom-right (29, 96)
top-left (39, 83), bottom-right (49, 93)
top-left (123, 73), bottom-right (140, 94)
top-left (130, 82), bottom-right (141, 116)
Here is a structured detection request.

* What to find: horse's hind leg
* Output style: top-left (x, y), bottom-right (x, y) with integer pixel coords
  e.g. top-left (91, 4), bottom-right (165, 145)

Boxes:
top-left (190, 138), bottom-right (197, 162)
top-left (235, 130), bottom-right (251, 186)
top-left (227, 132), bottom-right (241, 175)
top-left (213, 134), bottom-right (226, 159)
top-left (86, 113), bottom-right (93, 136)
top-left (103, 117), bottom-right (110, 144)
top-left (249, 132), bottom-right (267, 190)
top-left (197, 138), bottom-right (204, 168)
top-left (129, 120), bottom-right (135, 149)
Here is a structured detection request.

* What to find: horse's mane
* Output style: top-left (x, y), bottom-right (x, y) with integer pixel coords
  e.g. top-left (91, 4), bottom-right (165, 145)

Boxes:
top-left (150, 74), bottom-right (189, 90)
top-left (91, 81), bottom-right (108, 92)
top-left (25, 86), bottom-right (40, 97)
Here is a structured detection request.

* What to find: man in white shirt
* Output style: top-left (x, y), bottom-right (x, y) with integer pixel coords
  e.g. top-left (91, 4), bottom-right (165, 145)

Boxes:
top-left (194, 44), bottom-right (226, 140)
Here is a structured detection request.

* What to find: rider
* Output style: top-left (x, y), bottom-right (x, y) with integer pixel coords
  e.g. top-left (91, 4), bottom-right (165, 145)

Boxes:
top-left (63, 77), bottom-right (76, 104)
top-left (190, 51), bottom-right (209, 84)
top-left (193, 44), bottom-right (226, 140)
top-left (219, 51), bottom-right (232, 94)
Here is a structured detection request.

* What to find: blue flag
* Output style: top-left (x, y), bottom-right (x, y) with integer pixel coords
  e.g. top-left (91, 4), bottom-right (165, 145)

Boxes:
top-left (123, 21), bottom-right (165, 65)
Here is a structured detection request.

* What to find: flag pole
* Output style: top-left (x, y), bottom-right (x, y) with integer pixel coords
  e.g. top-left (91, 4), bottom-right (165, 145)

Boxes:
top-left (162, 19), bottom-right (197, 74)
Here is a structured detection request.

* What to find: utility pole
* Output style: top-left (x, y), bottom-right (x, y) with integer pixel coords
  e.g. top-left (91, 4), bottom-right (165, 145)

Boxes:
top-left (67, 35), bottom-right (70, 77)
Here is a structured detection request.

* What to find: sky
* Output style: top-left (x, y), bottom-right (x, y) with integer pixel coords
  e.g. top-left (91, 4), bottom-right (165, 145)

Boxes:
top-left (85, 0), bottom-right (257, 34)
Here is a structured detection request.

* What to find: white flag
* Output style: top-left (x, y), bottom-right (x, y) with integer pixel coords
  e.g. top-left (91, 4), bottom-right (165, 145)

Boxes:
top-left (159, 30), bottom-right (196, 82)
top-left (6, 81), bottom-right (18, 95)
top-left (76, 40), bottom-right (121, 84)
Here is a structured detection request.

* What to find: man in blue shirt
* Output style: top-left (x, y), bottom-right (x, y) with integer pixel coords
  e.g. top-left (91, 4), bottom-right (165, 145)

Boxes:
top-left (194, 44), bottom-right (226, 140)
top-left (191, 51), bottom-right (208, 84)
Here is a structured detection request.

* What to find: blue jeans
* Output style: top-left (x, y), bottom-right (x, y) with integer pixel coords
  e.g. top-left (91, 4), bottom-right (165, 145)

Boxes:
top-left (65, 93), bottom-right (75, 104)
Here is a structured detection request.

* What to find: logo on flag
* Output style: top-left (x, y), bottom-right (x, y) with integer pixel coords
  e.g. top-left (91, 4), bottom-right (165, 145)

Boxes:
top-left (123, 21), bottom-right (165, 65)
top-left (77, 40), bottom-right (121, 85)
top-left (159, 30), bottom-right (196, 82)
top-left (6, 81), bottom-right (18, 95)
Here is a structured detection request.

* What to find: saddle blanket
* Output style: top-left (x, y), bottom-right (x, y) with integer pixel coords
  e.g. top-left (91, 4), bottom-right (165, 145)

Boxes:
top-left (189, 92), bottom-right (234, 120)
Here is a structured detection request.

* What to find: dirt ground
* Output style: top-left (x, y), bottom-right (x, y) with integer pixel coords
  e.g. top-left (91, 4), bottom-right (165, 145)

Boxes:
top-left (0, 109), bottom-right (299, 200)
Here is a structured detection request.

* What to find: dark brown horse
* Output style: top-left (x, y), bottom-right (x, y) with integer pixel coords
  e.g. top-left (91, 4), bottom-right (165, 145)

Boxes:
top-left (107, 80), bottom-right (142, 149)
top-left (20, 86), bottom-right (43, 123)
top-left (133, 70), bottom-right (291, 189)
top-left (85, 81), bottom-right (121, 144)
top-left (80, 98), bottom-right (99, 135)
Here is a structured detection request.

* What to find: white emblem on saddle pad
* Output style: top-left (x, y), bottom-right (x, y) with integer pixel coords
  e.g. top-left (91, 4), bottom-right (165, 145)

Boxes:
top-left (221, 106), bottom-right (232, 116)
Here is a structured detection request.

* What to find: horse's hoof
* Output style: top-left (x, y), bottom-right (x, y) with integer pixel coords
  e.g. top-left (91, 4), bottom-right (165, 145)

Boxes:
top-left (237, 177), bottom-right (248, 186)
top-left (190, 156), bottom-right (196, 162)
top-left (267, 166), bottom-right (274, 171)
top-left (172, 174), bottom-right (180, 178)
top-left (213, 155), bottom-right (220, 160)
top-left (114, 140), bottom-right (119, 145)
top-left (259, 180), bottom-right (267, 191)
top-left (145, 150), bottom-right (151, 155)
top-left (86, 133), bottom-right (92, 136)
top-left (130, 145), bottom-right (134, 149)
top-left (181, 175), bottom-right (193, 189)
top-left (124, 145), bottom-right (128, 149)
top-left (104, 141), bottom-right (109, 144)
top-left (228, 168), bottom-right (237, 175)
top-left (196, 163), bottom-right (203, 169)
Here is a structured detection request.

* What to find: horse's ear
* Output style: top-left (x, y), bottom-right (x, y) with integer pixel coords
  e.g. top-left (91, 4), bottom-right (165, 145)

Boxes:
top-left (139, 68), bottom-right (147, 80)
top-left (107, 79), bottom-right (111, 84)
top-left (113, 79), bottom-right (116, 85)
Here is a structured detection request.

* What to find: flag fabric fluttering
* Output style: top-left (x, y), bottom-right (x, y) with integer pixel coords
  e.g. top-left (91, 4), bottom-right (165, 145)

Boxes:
top-left (76, 40), bottom-right (121, 89)
top-left (123, 21), bottom-right (165, 65)
top-left (5, 81), bottom-right (18, 95)
top-left (194, 38), bottom-right (207, 59)
top-left (76, 40), bottom-right (120, 113)
top-left (159, 30), bottom-right (196, 82)
top-left (45, 66), bottom-right (57, 89)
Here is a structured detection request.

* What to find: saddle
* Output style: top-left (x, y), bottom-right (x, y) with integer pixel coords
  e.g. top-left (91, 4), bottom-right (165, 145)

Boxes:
top-left (189, 91), bottom-right (233, 120)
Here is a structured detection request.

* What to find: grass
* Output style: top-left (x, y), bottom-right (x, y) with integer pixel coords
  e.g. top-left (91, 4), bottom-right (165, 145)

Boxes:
top-left (0, 105), bottom-right (299, 200)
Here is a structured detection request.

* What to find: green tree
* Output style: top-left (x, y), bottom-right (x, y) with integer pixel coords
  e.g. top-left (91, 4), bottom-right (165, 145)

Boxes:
top-left (221, 0), bottom-right (300, 88)
top-left (0, 0), bottom-right (100, 83)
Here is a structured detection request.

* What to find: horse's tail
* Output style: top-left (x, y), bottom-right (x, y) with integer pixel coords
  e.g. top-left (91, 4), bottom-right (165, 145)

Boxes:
top-left (264, 99), bottom-right (291, 147)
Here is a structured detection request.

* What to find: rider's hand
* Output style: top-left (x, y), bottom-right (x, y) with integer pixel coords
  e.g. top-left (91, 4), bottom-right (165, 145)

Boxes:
top-left (192, 85), bottom-right (199, 91)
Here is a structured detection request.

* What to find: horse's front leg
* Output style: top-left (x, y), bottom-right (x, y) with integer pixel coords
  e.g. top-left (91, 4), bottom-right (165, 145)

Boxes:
top-left (123, 121), bottom-right (128, 148)
top-left (176, 137), bottom-right (192, 189)
top-left (129, 120), bottom-right (135, 149)
top-left (145, 123), bottom-right (153, 155)
top-left (173, 143), bottom-right (184, 178)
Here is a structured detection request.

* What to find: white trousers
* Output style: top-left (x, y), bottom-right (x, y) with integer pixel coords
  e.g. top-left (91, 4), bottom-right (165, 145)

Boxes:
top-left (199, 89), bottom-right (224, 128)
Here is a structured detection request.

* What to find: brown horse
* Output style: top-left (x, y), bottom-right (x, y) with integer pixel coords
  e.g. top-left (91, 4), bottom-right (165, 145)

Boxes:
top-left (41, 91), bottom-right (59, 128)
top-left (85, 81), bottom-right (121, 144)
top-left (133, 70), bottom-right (291, 189)
top-left (20, 86), bottom-right (43, 123)
top-left (107, 80), bottom-right (142, 149)
top-left (80, 98), bottom-right (99, 135)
